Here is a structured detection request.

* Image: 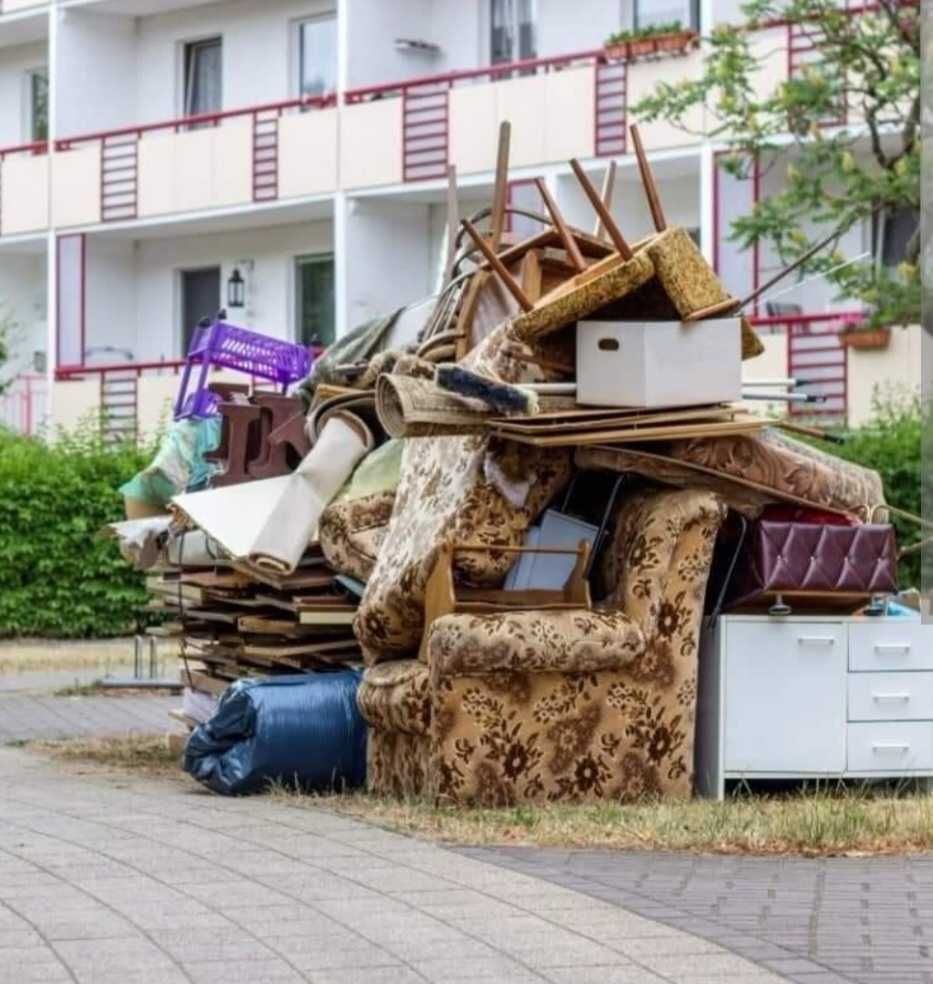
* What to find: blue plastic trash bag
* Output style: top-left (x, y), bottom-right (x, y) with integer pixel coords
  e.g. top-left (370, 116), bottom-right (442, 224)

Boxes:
top-left (184, 671), bottom-right (367, 795)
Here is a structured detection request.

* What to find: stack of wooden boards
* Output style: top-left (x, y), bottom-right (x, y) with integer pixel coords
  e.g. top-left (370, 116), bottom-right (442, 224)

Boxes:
top-left (146, 545), bottom-right (363, 726)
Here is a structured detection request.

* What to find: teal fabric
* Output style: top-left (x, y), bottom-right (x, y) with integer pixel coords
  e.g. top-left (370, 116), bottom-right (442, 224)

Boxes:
top-left (120, 415), bottom-right (222, 506)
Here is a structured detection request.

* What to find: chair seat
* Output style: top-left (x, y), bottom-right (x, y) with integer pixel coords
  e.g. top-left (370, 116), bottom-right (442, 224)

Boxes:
top-left (428, 608), bottom-right (645, 677)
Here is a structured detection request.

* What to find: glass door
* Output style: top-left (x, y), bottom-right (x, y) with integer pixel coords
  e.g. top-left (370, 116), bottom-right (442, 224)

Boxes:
top-left (295, 253), bottom-right (336, 347)
top-left (180, 267), bottom-right (220, 355)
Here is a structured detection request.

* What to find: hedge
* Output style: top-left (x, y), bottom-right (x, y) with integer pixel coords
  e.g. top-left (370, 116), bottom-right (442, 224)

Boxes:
top-left (0, 426), bottom-right (153, 638)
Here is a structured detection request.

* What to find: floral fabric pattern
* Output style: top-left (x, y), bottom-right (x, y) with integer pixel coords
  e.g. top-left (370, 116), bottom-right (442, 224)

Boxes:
top-left (367, 728), bottom-right (430, 799)
top-left (354, 322), bottom-right (572, 661)
top-left (319, 491), bottom-right (395, 582)
top-left (357, 488), bottom-right (726, 805)
top-left (669, 429), bottom-right (885, 518)
top-left (426, 609), bottom-right (643, 678)
top-left (356, 659), bottom-right (430, 736)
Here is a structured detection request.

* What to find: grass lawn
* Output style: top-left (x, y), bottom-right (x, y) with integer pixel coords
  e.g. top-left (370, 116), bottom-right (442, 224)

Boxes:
top-left (30, 736), bottom-right (933, 856)
top-left (31, 735), bottom-right (182, 777)
top-left (303, 788), bottom-right (933, 857)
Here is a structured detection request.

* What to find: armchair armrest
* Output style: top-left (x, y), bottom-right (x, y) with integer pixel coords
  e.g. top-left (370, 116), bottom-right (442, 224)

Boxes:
top-left (426, 608), bottom-right (645, 679)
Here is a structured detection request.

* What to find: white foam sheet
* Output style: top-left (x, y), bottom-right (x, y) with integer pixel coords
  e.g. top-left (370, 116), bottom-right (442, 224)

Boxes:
top-left (172, 412), bottom-right (373, 574)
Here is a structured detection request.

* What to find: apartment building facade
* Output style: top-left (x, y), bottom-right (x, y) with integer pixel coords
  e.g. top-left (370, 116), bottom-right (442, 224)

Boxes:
top-left (0, 0), bottom-right (920, 437)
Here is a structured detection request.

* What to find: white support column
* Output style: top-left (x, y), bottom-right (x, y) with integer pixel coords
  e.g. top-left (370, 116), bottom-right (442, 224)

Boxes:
top-left (45, 5), bottom-right (59, 421)
top-left (336, 0), bottom-right (349, 97)
top-left (699, 142), bottom-right (715, 267)
top-left (333, 191), bottom-right (348, 337)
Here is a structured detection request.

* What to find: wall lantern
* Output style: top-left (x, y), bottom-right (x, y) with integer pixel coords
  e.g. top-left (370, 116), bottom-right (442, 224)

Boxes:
top-left (227, 267), bottom-right (245, 308)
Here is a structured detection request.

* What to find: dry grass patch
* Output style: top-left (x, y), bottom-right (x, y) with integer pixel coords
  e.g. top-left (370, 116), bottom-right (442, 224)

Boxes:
top-left (31, 735), bottom-right (183, 778)
top-left (297, 788), bottom-right (933, 856)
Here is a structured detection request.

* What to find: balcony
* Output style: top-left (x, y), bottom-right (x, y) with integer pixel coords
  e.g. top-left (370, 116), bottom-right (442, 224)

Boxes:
top-left (0, 143), bottom-right (48, 235)
top-left (52, 96), bottom-right (338, 230)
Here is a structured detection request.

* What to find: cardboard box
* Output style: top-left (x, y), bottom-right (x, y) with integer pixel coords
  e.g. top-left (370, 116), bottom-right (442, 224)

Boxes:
top-left (576, 318), bottom-right (742, 408)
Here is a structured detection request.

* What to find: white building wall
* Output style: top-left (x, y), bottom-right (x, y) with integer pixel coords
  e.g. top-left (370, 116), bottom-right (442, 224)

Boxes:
top-left (535, 0), bottom-right (621, 57)
top-left (0, 41), bottom-right (45, 146)
top-left (345, 0), bottom-right (433, 88)
top-left (846, 326), bottom-right (923, 427)
top-left (135, 0), bottom-right (334, 125)
top-left (344, 197), bottom-right (431, 327)
top-left (132, 218), bottom-right (334, 362)
top-left (56, 9), bottom-right (136, 138)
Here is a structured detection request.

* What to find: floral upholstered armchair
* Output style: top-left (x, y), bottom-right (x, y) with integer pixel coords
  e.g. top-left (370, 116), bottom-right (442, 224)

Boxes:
top-left (356, 486), bottom-right (727, 805)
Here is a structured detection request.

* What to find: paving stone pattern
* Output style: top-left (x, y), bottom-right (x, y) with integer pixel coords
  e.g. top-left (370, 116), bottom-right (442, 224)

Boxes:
top-left (0, 693), bottom-right (177, 742)
top-left (0, 747), bottom-right (785, 984)
top-left (462, 846), bottom-right (933, 984)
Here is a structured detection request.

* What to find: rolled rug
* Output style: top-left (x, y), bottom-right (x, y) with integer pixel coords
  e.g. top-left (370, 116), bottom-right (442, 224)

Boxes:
top-left (172, 410), bottom-right (374, 575)
top-left (248, 411), bottom-right (374, 574)
top-left (375, 374), bottom-right (492, 439)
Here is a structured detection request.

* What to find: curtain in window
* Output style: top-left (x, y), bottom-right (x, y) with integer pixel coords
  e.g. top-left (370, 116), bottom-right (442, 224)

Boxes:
top-left (185, 40), bottom-right (222, 117)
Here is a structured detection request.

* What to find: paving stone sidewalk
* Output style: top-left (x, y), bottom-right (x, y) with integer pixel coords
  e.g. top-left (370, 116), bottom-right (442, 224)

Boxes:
top-left (463, 846), bottom-right (933, 984)
top-left (0, 746), bottom-right (785, 984)
top-left (0, 692), bottom-right (177, 742)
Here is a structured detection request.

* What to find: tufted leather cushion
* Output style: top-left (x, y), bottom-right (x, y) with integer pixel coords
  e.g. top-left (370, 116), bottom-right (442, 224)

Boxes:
top-left (729, 520), bottom-right (897, 606)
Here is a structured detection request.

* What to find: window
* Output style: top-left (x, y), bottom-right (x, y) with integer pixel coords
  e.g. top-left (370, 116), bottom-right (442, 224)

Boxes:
top-left (27, 68), bottom-right (48, 142)
top-left (874, 206), bottom-right (918, 269)
top-left (295, 253), bottom-right (335, 347)
top-left (180, 267), bottom-right (221, 355)
top-left (490, 0), bottom-right (536, 65)
top-left (183, 38), bottom-right (222, 118)
top-left (634, 0), bottom-right (699, 31)
top-left (297, 14), bottom-right (337, 98)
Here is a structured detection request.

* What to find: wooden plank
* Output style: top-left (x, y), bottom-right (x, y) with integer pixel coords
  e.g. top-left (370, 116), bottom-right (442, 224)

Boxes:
top-left (489, 406), bottom-right (736, 435)
top-left (488, 414), bottom-right (768, 447)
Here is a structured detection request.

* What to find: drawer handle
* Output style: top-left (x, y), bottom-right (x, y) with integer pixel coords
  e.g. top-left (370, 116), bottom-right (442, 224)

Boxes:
top-left (872, 742), bottom-right (911, 754)
top-left (874, 643), bottom-right (912, 655)
top-left (797, 636), bottom-right (836, 645)
top-left (872, 693), bottom-right (911, 703)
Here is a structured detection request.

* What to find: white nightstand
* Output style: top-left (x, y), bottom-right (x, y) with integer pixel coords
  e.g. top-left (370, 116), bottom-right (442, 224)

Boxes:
top-left (696, 612), bottom-right (933, 799)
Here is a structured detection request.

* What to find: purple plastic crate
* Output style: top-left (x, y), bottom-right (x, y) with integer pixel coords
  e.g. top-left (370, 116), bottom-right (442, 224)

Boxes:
top-left (174, 320), bottom-right (312, 420)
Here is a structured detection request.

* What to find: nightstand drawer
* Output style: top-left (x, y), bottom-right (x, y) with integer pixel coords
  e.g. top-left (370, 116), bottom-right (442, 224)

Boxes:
top-left (848, 672), bottom-right (933, 722)
top-left (849, 623), bottom-right (933, 672)
top-left (847, 722), bottom-right (933, 772)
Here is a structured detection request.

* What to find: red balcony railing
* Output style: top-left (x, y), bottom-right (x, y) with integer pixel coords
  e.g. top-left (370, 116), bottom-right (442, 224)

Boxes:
top-left (55, 359), bottom-right (185, 381)
top-left (748, 310), bottom-right (861, 417)
top-left (54, 94), bottom-right (335, 222)
top-left (1, 372), bottom-right (47, 436)
top-left (344, 47), bottom-right (625, 181)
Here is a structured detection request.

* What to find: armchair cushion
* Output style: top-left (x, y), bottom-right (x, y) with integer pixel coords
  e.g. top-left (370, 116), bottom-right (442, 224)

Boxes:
top-left (427, 609), bottom-right (644, 678)
top-left (357, 660), bottom-right (430, 736)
